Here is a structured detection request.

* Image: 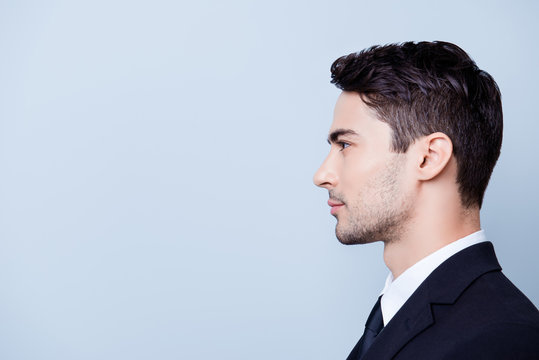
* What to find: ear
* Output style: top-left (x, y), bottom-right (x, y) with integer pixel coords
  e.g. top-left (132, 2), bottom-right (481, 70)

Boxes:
top-left (415, 132), bottom-right (453, 181)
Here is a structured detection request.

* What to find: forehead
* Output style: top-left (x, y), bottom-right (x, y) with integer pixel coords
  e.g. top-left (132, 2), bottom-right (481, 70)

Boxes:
top-left (330, 91), bottom-right (393, 141)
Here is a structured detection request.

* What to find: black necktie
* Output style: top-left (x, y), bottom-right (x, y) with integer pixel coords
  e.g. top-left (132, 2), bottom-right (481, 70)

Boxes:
top-left (349, 296), bottom-right (384, 360)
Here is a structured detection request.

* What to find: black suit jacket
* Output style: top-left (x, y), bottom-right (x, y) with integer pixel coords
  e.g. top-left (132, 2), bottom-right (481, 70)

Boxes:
top-left (347, 242), bottom-right (539, 360)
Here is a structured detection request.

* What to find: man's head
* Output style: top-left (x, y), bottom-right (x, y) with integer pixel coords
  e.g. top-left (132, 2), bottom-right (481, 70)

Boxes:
top-left (314, 41), bottom-right (503, 245)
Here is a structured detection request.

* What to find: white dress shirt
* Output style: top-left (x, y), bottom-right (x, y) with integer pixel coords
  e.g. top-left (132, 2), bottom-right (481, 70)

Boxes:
top-left (379, 230), bottom-right (487, 326)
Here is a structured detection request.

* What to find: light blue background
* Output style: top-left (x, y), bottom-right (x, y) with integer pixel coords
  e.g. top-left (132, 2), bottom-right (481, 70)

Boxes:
top-left (1, 1), bottom-right (537, 359)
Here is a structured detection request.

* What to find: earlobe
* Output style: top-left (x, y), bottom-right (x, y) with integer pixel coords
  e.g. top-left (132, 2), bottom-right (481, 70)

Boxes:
top-left (416, 132), bottom-right (453, 181)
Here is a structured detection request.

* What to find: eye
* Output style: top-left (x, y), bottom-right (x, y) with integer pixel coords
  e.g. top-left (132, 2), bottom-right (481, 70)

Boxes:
top-left (337, 141), bottom-right (350, 151)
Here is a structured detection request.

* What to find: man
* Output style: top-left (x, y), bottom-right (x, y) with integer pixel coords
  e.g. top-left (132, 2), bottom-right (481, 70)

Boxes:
top-left (313, 41), bottom-right (539, 359)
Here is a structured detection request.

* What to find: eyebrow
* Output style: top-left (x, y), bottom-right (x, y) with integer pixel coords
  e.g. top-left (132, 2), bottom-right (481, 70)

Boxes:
top-left (327, 129), bottom-right (359, 144)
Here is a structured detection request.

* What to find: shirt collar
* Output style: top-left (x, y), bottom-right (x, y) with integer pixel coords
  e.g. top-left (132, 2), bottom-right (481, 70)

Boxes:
top-left (379, 230), bottom-right (487, 326)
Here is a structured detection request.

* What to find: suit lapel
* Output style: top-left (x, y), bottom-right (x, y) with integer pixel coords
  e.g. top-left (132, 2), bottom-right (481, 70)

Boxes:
top-left (346, 334), bottom-right (365, 360)
top-left (362, 283), bottom-right (434, 360)
top-left (361, 242), bottom-right (502, 360)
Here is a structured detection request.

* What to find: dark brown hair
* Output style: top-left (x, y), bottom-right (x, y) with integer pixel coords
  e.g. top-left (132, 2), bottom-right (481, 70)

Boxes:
top-left (331, 41), bottom-right (503, 208)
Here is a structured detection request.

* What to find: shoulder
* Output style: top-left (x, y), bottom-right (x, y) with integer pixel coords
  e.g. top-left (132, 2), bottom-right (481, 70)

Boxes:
top-left (431, 270), bottom-right (539, 359)
top-left (440, 322), bottom-right (539, 360)
top-left (458, 270), bottom-right (539, 322)
top-left (429, 268), bottom-right (539, 330)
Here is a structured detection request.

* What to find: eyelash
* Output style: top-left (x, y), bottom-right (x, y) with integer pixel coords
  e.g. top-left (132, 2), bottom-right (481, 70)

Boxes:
top-left (337, 141), bottom-right (350, 151)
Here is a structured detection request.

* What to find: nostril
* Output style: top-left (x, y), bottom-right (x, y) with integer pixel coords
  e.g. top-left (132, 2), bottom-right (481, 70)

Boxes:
top-left (313, 170), bottom-right (327, 188)
top-left (314, 156), bottom-right (338, 188)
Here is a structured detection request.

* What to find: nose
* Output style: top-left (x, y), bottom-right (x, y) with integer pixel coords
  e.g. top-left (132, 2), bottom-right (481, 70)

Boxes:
top-left (313, 154), bottom-right (338, 189)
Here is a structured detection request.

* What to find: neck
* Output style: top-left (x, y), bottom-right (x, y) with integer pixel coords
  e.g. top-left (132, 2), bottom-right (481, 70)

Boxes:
top-left (383, 201), bottom-right (480, 280)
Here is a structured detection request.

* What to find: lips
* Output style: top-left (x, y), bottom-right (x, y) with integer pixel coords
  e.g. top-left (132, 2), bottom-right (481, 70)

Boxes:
top-left (328, 199), bottom-right (344, 215)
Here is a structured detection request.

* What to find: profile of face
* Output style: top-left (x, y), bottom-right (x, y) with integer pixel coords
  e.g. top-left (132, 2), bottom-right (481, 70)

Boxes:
top-left (313, 92), bottom-right (414, 245)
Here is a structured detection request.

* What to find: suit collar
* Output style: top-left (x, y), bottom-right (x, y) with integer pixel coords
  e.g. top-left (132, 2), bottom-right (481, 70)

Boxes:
top-left (380, 231), bottom-right (487, 326)
top-left (362, 241), bottom-right (501, 360)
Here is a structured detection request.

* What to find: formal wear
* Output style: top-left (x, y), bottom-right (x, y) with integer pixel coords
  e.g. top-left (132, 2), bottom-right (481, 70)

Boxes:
top-left (347, 237), bottom-right (539, 359)
top-left (380, 230), bottom-right (487, 326)
top-left (353, 296), bottom-right (384, 359)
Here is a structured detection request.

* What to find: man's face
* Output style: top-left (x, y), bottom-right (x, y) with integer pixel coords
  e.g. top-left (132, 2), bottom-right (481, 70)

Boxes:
top-left (313, 92), bottom-right (414, 245)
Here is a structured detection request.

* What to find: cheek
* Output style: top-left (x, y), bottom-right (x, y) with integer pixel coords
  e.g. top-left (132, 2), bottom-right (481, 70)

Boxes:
top-left (341, 154), bottom-right (383, 189)
top-left (340, 167), bottom-right (363, 191)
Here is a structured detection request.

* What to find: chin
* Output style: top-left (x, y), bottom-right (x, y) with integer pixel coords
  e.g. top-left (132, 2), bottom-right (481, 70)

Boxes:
top-left (336, 222), bottom-right (388, 245)
top-left (335, 226), bottom-right (369, 245)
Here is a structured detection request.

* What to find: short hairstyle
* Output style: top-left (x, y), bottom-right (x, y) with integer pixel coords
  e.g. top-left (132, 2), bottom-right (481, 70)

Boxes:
top-left (330, 41), bottom-right (503, 209)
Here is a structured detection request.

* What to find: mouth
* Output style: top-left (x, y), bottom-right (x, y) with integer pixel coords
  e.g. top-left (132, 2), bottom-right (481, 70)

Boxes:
top-left (327, 199), bottom-right (345, 215)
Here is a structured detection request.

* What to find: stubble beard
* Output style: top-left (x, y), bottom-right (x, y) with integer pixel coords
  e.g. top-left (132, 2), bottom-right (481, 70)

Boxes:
top-left (333, 155), bottom-right (413, 245)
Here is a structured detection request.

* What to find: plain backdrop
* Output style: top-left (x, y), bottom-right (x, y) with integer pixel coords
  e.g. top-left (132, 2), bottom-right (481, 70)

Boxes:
top-left (0, 1), bottom-right (538, 359)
